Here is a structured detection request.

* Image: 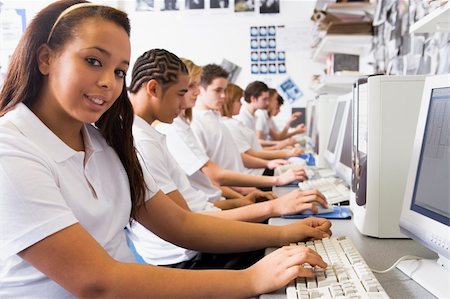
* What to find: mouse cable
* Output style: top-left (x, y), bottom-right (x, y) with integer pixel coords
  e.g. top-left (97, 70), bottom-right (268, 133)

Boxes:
top-left (370, 255), bottom-right (424, 273)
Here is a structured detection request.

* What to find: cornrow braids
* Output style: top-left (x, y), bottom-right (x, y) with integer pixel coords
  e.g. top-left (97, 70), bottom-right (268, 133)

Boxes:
top-left (129, 48), bottom-right (188, 94)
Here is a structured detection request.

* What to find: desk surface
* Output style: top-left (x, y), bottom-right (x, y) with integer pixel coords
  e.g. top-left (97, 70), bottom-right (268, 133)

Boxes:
top-left (260, 218), bottom-right (438, 299)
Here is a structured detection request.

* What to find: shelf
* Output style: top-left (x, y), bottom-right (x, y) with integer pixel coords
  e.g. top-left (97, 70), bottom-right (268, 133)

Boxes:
top-left (323, 2), bottom-right (376, 15)
top-left (311, 34), bottom-right (372, 63)
top-left (311, 75), bottom-right (360, 95)
top-left (410, 2), bottom-right (450, 33)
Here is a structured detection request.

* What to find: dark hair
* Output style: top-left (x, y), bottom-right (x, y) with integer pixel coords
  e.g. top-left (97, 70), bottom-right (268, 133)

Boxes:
top-left (129, 49), bottom-right (188, 94)
top-left (200, 64), bottom-right (228, 88)
top-left (276, 94), bottom-right (284, 106)
top-left (244, 81), bottom-right (269, 103)
top-left (0, 0), bottom-right (147, 221)
top-left (221, 83), bottom-right (243, 117)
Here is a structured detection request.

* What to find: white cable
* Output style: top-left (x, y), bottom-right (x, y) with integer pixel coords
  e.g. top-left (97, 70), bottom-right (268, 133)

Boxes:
top-left (371, 255), bottom-right (424, 273)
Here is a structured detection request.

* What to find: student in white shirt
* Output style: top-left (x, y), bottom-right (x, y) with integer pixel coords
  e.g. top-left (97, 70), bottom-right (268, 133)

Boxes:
top-left (128, 48), bottom-right (329, 268)
top-left (256, 88), bottom-right (307, 149)
top-left (158, 59), bottom-right (308, 196)
top-left (0, 2), bottom-right (331, 297)
top-left (221, 82), bottom-right (304, 161)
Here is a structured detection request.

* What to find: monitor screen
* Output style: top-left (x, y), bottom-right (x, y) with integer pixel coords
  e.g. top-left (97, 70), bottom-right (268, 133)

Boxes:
top-left (398, 75), bottom-right (450, 299)
top-left (410, 86), bottom-right (450, 226)
top-left (339, 103), bottom-right (352, 168)
top-left (290, 107), bottom-right (306, 128)
top-left (326, 101), bottom-right (346, 154)
top-left (307, 104), bottom-right (316, 138)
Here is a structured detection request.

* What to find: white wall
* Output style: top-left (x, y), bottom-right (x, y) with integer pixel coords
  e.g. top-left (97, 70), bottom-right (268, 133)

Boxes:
top-left (2, 0), bottom-right (324, 127)
top-left (124, 0), bottom-right (324, 127)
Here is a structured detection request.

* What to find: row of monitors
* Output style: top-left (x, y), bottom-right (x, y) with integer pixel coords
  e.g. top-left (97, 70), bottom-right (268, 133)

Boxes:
top-left (304, 74), bottom-right (449, 299)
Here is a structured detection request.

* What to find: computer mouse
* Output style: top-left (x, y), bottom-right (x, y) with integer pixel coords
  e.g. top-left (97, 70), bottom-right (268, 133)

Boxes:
top-left (300, 204), bottom-right (334, 215)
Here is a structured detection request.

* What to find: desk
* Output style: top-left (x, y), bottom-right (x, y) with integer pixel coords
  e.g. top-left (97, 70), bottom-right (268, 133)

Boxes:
top-left (260, 218), bottom-right (438, 299)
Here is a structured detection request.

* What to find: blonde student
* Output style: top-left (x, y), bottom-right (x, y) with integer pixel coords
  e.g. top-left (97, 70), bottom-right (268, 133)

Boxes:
top-left (0, 1), bottom-right (332, 297)
top-left (128, 48), bottom-right (329, 268)
top-left (157, 59), bottom-right (308, 196)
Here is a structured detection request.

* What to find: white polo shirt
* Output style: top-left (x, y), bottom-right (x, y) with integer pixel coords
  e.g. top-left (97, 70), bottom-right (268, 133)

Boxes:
top-left (234, 103), bottom-right (257, 131)
top-left (129, 116), bottom-right (220, 266)
top-left (191, 108), bottom-right (246, 173)
top-left (0, 103), bottom-right (159, 298)
top-left (156, 116), bottom-right (222, 202)
top-left (220, 116), bottom-right (264, 176)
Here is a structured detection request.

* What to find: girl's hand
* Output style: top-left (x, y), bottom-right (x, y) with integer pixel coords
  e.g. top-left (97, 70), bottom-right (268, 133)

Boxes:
top-left (245, 245), bottom-right (327, 295)
top-left (271, 189), bottom-right (328, 217)
top-left (277, 167), bottom-right (307, 185)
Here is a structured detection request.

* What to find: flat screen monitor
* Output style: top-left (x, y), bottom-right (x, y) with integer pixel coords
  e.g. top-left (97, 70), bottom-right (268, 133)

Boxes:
top-left (290, 107), bottom-right (306, 128)
top-left (335, 99), bottom-right (352, 185)
top-left (397, 74), bottom-right (450, 299)
top-left (324, 100), bottom-right (346, 166)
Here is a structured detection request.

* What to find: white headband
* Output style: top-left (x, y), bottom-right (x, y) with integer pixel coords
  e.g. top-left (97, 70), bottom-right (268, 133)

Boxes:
top-left (46, 2), bottom-right (107, 44)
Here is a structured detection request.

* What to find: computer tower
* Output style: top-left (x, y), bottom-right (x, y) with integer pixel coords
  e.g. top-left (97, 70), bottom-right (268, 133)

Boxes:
top-left (351, 75), bottom-right (426, 238)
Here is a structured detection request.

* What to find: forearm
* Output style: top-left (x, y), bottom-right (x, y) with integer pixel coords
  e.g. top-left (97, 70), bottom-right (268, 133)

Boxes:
top-left (220, 186), bottom-right (243, 199)
top-left (202, 161), bottom-right (278, 187)
top-left (202, 201), bottom-right (274, 222)
top-left (106, 263), bottom-right (255, 298)
top-left (247, 148), bottom-right (288, 160)
top-left (241, 152), bottom-right (268, 169)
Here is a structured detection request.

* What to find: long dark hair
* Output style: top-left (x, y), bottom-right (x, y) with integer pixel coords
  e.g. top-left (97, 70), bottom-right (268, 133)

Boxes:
top-left (0, 0), bottom-right (147, 220)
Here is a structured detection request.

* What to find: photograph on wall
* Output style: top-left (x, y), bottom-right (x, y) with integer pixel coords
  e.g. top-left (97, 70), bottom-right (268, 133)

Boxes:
top-left (235, 0), bottom-right (255, 12)
top-left (251, 63), bottom-right (259, 74)
top-left (161, 0), bottom-right (179, 10)
top-left (136, 0), bottom-right (154, 11)
top-left (278, 77), bottom-right (303, 102)
top-left (260, 0), bottom-right (279, 14)
top-left (221, 59), bottom-right (241, 83)
top-left (185, 0), bottom-right (204, 9)
top-left (259, 26), bottom-right (267, 36)
top-left (278, 62), bottom-right (286, 74)
top-left (210, 0), bottom-right (229, 9)
top-left (250, 26), bottom-right (258, 37)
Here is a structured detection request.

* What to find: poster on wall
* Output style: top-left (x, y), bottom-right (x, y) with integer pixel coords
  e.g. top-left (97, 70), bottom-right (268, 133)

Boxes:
top-left (185, 0), bottom-right (204, 10)
top-left (235, 0), bottom-right (254, 12)
top-left (259, 0), bottom-right (279, 14)
top-left (210, 0), bottom-right (229, 9)
top-left (278, 77), bottom-right (303, 103)
top-left (136, 0), bottom-right (154, 11)
top-left (249, 25), bottom-right (285, 75)
top-left (161, 0), bottom-right (179, 11)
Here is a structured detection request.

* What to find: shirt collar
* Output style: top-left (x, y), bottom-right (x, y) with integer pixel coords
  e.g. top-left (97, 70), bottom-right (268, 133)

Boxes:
top-left (133, 115), bottom-right (165, 142)
top-left (5, 103), bottom-right (103, 163)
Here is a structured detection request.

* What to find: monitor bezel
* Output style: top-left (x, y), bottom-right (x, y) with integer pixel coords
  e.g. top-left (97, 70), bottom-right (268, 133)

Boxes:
top-left (323, 97), bottom-right (349, 168)
top-left (399, 74), bottom-right (450, 260)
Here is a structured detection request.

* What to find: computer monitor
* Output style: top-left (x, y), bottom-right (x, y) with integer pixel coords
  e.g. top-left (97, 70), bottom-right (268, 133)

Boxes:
top-left (306, 100), bottom-right (319, 153)
top-left (335, 95), bottom-right (352, 186)
top-left (350, 75), bottom-right (426, 238)
top-left (324, 97), bottom-right (348, 168)
top-left (397, 74), bottom-right (450, 299)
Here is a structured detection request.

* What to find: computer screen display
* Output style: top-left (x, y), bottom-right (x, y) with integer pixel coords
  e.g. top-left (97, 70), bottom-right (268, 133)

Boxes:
top-left (398, 75), bottom-right (450, 299)
top-left (339, 103), bottom-right (352, 169)
top-left (410, 86), bottom-right (450, 226)
top-left (326, 101), bottom-right (346, 154)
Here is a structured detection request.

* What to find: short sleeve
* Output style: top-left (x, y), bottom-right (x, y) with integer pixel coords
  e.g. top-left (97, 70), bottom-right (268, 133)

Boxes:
top-left (0, 134), bottom-right (77, 259)
top-left (135, 138), bottom-right (177, 195)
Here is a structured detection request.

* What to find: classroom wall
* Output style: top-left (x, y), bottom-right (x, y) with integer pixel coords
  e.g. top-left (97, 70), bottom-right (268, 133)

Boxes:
top-left (1, 0), bottom-right (324, 128)
top-left (123, 0), bottom-right (324, 127)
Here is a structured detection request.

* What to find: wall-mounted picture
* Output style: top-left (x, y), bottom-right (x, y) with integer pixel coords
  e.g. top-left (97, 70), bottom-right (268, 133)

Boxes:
top-left (235, 0), bottom-right (255, 12)
top-left (221, 59), bottom-right (241, 83)
top-left (260, 0), bottom-right (279, 14)
top-left (259, 38), bottom-right (267, 49)
top-left (259, 26), bottom-right (267, 36)
top-left (185, 0), bottom-right (204, 9)
top-left (269, 63), bottom-right (277, 74)
top-left (278, 62), bottom-right (286, 74)
top-left (210, 0), bottom-right (229, 9)
top-left (268, 50), bottom-right (276, 61)
top-left (136, 0), bottom-right (154, 11)
top-left (251, 63), bottom-right (259, 74)
top-left (277, 51), bottom-right (285, 61)
top-left (250, 38), bottom-right (258, 49)
top-left (250, 26), bottom-right (258, 37)
top-left (161, 0), bottom-right (179, 10)
top-left (259, 63), bottom-right (268, 74)
top-left (251, 51), bottom-right (258, 61)
top-left (268, 38), bottom-right (276, 49)
top-left (268, 25), bottom-right (276, 36)
top-left (279, 77), bottom-right (303, 102)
